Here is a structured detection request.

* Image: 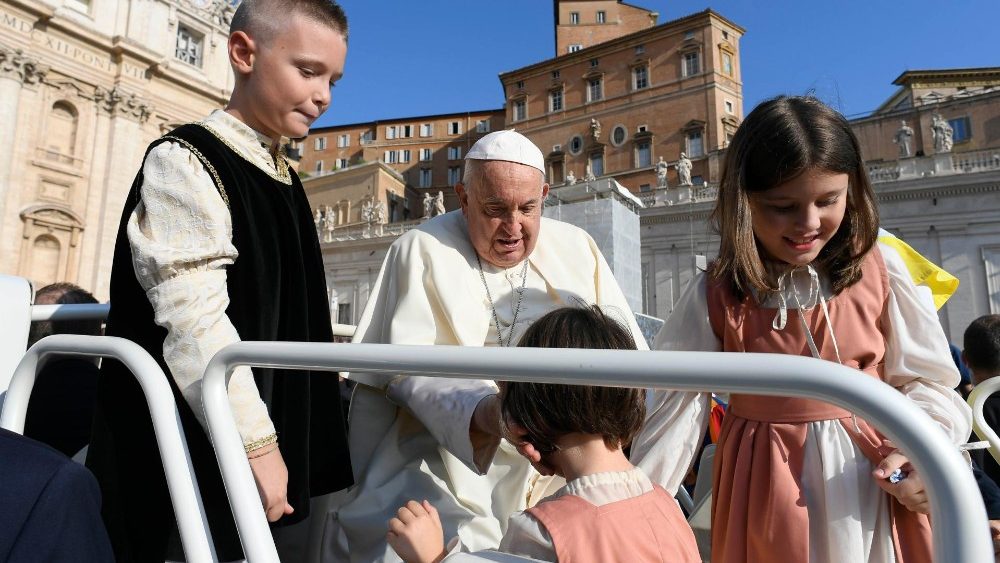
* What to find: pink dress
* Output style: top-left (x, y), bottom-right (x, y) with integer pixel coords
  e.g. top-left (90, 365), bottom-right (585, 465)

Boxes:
top-left (707, 248), bottom-right (932, 563)
top-left (527, 483), bottom-right (701, 562)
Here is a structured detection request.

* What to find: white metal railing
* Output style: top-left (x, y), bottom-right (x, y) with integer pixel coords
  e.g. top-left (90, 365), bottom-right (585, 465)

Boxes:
top-left (0, 334), bottom-right (217, 562)
top-left (202, 343), bottom-right (992, 563)
top-left (969, 377), bottom-right (1000, 466)
top-left (30, 303), bottom-right (111, 322)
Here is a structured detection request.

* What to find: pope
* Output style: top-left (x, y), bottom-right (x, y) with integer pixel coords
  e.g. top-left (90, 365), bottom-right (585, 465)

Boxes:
top-left (330, 130), bottom-right (704, 561)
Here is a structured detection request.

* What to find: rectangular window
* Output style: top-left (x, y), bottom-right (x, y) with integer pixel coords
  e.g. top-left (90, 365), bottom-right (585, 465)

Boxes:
top-left (420, 123), bottom-right (433, 137)
top-left (588, 78), bottom-right (603, 102)
top-left (684, 52), bottom-right (700, 76)
top-left (570, 11), bottom-right (580, 24)
top-left (386, 126), bottom-right (397, 140)
top-left (402, 125), bottom-right (413, 138)
top-left (400, 149), bottom-right (411, 163)
top-left (337, 158), bottom-right (348, 169)
top-left (633, 66), bottom-right (648, 90)
top-left (950, 117), bottom-right (972, 142)
top-left (636, 142), bottom-right (651, 168)
top-left (552, 70), bottom-right (561, 79)
top-left (419, 168), bottom-right (433, 188)
top-left (590, 153), bottom-right (604, 177)
top-left (337, 134), bottom-right (349, 148)
top-left (476, 119), bottom-right (490, 133)
top-left (639, 184), bottom-right (651, 193)
top-left (175, 24), bottom-right (203, 67)
top-left (513, 99), bottom-right (526, 121)
top-left (590, 58), bottom-right (599, 68)
top-left (722, 53), bottom-right (733, 76)
top-left (550, 89), bottom-right (563, 112)
top-left (569, 44), bottom-right (583, 53)
top-left (449, 121), bottom-right (461, 135)
top-left (635, 45), bottom-right (645, 55)
top-left (597, 11), bottom-right (606, 23)
top-left (448, 146), bottom-right (462, 160)
top-left (337, 303), bottom-right (352, 325)
top-left (448, 166), bottom-right (461, 186)
top-left (384, 151), bottom-right (397, 164)
top-left (420, 148), bottom-right (432, 161)
top-left (315, 160), bottom-right (323, 173)
top-left (314, 137), bottom-right (327, 151)
top-left (687, 131), bottom-right (704, 158)
top-left (360, 130), bottom-right (374, 144)
top-left (725, 100), bottom-right (734, 114)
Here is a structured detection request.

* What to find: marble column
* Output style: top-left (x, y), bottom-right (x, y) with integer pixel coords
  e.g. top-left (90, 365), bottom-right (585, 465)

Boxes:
top-left (0, 46), bottom-right (46, 255)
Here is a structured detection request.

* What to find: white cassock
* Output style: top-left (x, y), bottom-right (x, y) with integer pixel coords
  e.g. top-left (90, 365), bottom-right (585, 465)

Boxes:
top-left (327, 210), bottom-right (706, 562)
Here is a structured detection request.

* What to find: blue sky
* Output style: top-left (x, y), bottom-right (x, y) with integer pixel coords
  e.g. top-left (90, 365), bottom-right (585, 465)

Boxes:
top-left (314, 0), bottom-right (998, 128)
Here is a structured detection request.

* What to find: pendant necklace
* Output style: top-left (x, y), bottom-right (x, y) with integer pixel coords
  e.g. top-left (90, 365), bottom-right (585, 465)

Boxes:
top-left (476, 254), bottom-right (529, 347)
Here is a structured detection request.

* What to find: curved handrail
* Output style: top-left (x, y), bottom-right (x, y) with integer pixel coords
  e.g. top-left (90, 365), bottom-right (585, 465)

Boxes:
top-left (203, 342), bottom-right (992, 563)
top-left (969, 377), bottom-right (1000, 466)
top-left (0, 335), bottom-right (218, 562)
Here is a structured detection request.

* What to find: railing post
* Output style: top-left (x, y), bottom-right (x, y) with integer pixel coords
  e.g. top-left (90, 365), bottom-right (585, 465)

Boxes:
top-left (0, 335), bottom-right (218, 563)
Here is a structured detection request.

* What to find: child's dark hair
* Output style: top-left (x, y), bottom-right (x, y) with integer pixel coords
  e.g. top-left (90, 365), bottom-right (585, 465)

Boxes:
top-left (231, 0), bottom-right (349, 42)
top-left (501, 306), bottom-right (645, 454)
top-left (710, 96), bottom-right (879, 300)
top-left (964, 315), bottom-right (1000, 374)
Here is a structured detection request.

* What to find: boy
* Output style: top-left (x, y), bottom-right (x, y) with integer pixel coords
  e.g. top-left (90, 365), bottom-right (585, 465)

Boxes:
top-left (86, 1), bottom-right (353, 560)
top-left (966, 315), bottom-right (1000, 482)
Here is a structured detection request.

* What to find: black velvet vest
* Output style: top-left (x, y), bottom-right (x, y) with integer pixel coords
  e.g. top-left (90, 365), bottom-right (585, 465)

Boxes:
top-left (87, 124), bottom-right (352, 562)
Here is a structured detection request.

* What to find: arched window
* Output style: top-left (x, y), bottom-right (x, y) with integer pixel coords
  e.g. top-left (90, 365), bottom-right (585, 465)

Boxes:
top-left (31, 235), bottom-right (61, 286)
top-left (47, 101), bottom-right (78, 157)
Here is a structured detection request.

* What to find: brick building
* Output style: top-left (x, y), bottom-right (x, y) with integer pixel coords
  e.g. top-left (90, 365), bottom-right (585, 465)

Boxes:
top-left (852, 67), bottom-right (1000, 163)
top-left (298, 109), bottom-right (504, 217)
top-left (554, 0), bottom-right (658, 55)
top-left (500, 7), bottom-right (744, 193)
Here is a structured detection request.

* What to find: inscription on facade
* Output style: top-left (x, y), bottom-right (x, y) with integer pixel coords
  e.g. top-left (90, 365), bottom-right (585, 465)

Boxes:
top-left (1, 9), bottom-right (125, 76)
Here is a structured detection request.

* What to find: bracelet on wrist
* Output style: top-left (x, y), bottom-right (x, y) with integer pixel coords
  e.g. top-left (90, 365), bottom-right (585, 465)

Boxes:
top-left (244, 432), bottom-right (278, 454)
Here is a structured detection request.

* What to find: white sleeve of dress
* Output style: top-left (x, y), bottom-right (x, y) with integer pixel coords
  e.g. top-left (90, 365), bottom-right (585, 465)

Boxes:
top-left (495, 511), bottom-right (557, 562)
top-left (128, 141), bottom-right (276, 448)
top-left (880, 242), bottom-right (972, 444)
top-left (630, 272), bottom-right (715, 494)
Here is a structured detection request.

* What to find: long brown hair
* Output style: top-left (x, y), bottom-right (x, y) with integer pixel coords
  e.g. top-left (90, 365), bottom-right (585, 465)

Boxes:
top-left (710, 96), bottom-right (879, 300)
top-left (501, 306), bottom-right (645, 454)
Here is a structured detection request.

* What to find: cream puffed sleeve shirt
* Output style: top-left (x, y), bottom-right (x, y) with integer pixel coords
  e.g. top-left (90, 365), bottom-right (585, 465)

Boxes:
top-left (127, 110), bottom-right (287, 450)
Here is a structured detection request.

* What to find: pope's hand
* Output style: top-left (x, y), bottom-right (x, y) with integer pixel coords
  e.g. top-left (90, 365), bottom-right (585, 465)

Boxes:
top-left (471, 393), bottom-right (503, 437)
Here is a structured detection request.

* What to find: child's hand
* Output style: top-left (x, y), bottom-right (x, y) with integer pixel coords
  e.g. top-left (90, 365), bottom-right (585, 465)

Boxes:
top-left (248, 447), bottom-right (294, 521)
top-left (386, 500), bottom-right (446, 563)
top-left (873, 448), bottom-right (929, 514)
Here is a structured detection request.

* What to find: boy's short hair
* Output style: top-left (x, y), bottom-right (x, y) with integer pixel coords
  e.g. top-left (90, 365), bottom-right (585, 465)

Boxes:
top-left (28, 282), bottom-right (102, 347)
top-left (965, 315), bottom-right (1000, 374)
top-left (501, 306), bottom-right (645, 454)
top-left (230, 0), bottom-right (348, 43)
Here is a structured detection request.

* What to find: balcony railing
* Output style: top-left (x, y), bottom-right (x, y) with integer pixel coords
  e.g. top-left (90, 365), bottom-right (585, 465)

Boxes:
top-left (318, 219), bottom-right (423, 243)
top-left (638, 184), bottom-right (719, 208)
top-left (867, 147), bottom-right (1000, 184)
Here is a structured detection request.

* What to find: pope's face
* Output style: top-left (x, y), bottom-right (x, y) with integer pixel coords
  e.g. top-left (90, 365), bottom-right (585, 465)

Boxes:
top-left (456, 161), bottom-right (549, 268)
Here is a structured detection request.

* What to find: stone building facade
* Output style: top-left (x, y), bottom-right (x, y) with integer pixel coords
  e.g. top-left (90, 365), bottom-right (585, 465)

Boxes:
top-left (298, 109), bottom-right (505, 215)
top-left (0, 0), bottom-right (234, 299)
top-left (500, 8), bottom-right (743, 194)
